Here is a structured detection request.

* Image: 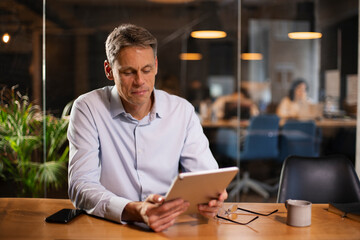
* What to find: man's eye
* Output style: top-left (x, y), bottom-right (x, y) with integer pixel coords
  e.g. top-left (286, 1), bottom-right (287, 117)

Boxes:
top-left (123, 71), bottom-right (134, 76)
top-left (143, 68), bottom-right (151, 74)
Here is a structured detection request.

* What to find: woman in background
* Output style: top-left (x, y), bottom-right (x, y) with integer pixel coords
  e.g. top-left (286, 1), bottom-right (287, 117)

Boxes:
top-left (276, 79), bottom-right (310, 119)
top-left (212, 87), bottom-right (259, 120)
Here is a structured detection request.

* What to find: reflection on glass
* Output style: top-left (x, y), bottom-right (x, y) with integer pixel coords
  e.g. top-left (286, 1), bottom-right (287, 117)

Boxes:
top-left (0, 0), bottom-right (358, 199)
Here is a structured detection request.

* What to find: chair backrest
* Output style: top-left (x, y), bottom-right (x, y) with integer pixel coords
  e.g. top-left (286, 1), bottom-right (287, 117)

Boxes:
top-left (277, 155), bottom-right (360, 203)
top-left (241, 114), bottom-right (280, 160)
top-left (215, 128), bottom-right (238, 159)
top-left (278, 120), bottom-right (321, 162)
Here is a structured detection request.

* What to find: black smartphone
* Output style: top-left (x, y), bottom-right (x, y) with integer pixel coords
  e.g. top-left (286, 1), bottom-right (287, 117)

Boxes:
top-left (45, 208), bottom-right (84, 223)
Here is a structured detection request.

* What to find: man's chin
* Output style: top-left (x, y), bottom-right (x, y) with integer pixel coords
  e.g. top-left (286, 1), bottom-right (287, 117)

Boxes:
top-left (128, 97), bottom-right (151, 107)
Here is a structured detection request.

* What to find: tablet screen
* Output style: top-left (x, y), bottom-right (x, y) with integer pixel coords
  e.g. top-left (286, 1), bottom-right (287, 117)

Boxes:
top-left (164, 166), bottom-right (238, 215)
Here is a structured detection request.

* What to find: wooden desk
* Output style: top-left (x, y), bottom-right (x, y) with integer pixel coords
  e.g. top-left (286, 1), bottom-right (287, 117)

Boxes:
top-left (1, 198), bottom-right (360, 240)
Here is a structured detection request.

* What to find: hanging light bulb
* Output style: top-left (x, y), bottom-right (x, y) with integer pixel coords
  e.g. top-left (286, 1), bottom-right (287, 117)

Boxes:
top-left (2, 33), bottom-right (10, 43)
top-left (180, 53), bottom-right (202, 61)
top-left (241, 53), bottom-right (263, 61)
top-left (191, 30), bottom-right (226, 39)
top-left (180, 36), bottom-right (202, 61)
top-left (288, 32), bottom-right (322, 39)
top-left (288, 2), bottom-right (322, 40)
top-left (191, 2), bottom-right (226, 39)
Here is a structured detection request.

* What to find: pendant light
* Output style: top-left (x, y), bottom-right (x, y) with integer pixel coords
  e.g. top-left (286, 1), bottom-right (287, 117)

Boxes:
top-left (241, 37), bottom-right (263, 61)
top-left (180, 35), bottom-right (202, 61)
top-left (241, 53), bottom-right (263, 61)
top-left (190, 2), bottom-right (226, 39)
top-left (288, 1), bottom-right (322, 40)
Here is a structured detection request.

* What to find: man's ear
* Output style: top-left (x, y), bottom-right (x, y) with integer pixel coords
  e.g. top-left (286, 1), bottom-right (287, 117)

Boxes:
top-left (104, 60), bottom-right (114, 80)
top-left (155, 57), bottom-right (158, 75)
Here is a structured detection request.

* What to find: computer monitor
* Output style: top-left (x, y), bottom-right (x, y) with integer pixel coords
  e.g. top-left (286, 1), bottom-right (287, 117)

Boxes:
top-left (208, 76), bottom-right (234, 99)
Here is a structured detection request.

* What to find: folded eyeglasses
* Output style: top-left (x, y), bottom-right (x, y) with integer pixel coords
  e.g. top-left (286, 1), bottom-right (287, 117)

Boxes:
top-left (216, 205), bottom-right (278, 225)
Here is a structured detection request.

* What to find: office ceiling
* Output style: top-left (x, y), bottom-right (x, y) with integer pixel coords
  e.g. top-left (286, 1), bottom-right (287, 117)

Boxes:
top-left (0, 0), bottom-right (357, 51)
top-left (0, 0), bottom-right (312, 33)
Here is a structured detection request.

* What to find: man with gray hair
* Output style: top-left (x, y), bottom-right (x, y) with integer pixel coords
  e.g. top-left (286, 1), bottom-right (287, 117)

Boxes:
top-left (67, 23), bottom-right (227, 232)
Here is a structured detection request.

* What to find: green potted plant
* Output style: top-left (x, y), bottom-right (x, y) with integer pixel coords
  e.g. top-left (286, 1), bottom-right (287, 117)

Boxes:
top-left (0, 86), bottom-right (69, 197)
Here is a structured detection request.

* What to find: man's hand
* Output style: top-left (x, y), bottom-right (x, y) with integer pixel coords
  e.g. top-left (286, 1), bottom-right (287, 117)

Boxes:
top-left (123, 194), bottom-right (189, 232)
top-left (198, 190), bottom-right (228, 218)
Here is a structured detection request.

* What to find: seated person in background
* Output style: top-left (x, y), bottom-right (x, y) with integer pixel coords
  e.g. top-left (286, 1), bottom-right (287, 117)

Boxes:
top-left (67, 23), bottom-right (226, 233)
top-left (276, 78), bottom-right (312, 119)
top-left (212, 87), bottom-right (259, 120)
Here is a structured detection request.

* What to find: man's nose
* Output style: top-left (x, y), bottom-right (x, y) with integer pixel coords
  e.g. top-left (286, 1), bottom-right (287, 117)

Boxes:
top-left (134, 72), bottom-right (145, 86)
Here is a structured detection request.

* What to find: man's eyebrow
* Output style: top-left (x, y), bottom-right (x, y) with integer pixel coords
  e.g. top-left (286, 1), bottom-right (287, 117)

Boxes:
top-left (142, 64), bottom-right (154, 69)
top-left (119, 63), bottom-right (154, 72)
top-left (119, 66), bottom-right (135, 71)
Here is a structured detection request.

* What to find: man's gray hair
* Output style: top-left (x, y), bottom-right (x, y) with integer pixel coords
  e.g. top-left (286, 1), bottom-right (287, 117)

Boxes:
top-left (105, 23), bottom-right (158, 66)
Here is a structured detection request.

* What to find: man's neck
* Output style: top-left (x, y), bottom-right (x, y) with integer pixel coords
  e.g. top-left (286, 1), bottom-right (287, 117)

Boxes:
top-left (121, 94), bottom-right (154, 120)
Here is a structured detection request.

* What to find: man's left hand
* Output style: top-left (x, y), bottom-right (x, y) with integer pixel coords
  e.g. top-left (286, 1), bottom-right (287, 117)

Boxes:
top-left (198, 190), bottom-right (228, 218)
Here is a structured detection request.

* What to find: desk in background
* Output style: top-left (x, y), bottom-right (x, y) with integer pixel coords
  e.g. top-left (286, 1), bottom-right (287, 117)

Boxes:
top-left (1, 198), bottom-right (360, 240)
top-left (201, 119), bottom-right (250, 128)
top-left (202, 118), bottom-right (357, 129)
top-left (202, 117), bottom-right (357, 163)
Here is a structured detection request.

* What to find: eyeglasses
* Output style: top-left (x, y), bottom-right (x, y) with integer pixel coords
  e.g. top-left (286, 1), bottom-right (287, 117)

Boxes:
top-left (216, 213), bottom-right (259, 225)
top-left (216, 205), bottom-right (278, 225)
top-left (236, 206), bottom-right (278, 216)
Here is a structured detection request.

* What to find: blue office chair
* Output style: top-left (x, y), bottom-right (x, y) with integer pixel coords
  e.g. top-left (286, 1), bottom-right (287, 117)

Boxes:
top-left (278, 120), bottom-right (321, 163)
top-left (216, 115), bottom-right (280, 199)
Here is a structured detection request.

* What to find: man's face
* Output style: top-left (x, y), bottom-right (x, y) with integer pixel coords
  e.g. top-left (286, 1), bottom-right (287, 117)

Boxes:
top-left (105, 46), bottom-right (157, 111)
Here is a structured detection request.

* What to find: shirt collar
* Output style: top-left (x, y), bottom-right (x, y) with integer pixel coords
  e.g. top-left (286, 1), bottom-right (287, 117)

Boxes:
top-left (110, 86), bottom-right (163, 120)
top-left (152, 89), bottom-right (164, 119)
top-left (110, 86), bottom-right (125, 118)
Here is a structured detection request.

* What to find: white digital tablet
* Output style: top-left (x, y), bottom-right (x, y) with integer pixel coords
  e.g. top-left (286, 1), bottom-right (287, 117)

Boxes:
top-left (164, 166), bottom-right (239, 215)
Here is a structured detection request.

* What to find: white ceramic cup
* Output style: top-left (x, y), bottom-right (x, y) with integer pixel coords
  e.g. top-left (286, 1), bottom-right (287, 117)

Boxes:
top-left (285, 199), bottom-right (312, 227)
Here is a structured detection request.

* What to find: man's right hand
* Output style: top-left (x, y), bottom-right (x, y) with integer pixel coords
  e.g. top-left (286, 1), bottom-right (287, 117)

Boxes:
top-left (122, 194), bottom-right (189, 232)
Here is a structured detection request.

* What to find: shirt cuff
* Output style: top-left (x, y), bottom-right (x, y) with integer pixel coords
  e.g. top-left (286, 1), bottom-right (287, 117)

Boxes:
top-left (105, 196), bottom-right (132, 224)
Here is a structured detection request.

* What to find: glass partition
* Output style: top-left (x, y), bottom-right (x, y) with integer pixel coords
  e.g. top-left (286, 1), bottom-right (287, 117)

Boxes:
top-left (237, 0), bottom-right (358, 201)
top-left (0, 0), bottom-right (358, 199)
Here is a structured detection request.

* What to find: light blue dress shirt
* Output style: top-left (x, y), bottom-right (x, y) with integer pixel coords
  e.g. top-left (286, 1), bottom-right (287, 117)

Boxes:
top-left (67, 86), bottom-right (218, 223)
